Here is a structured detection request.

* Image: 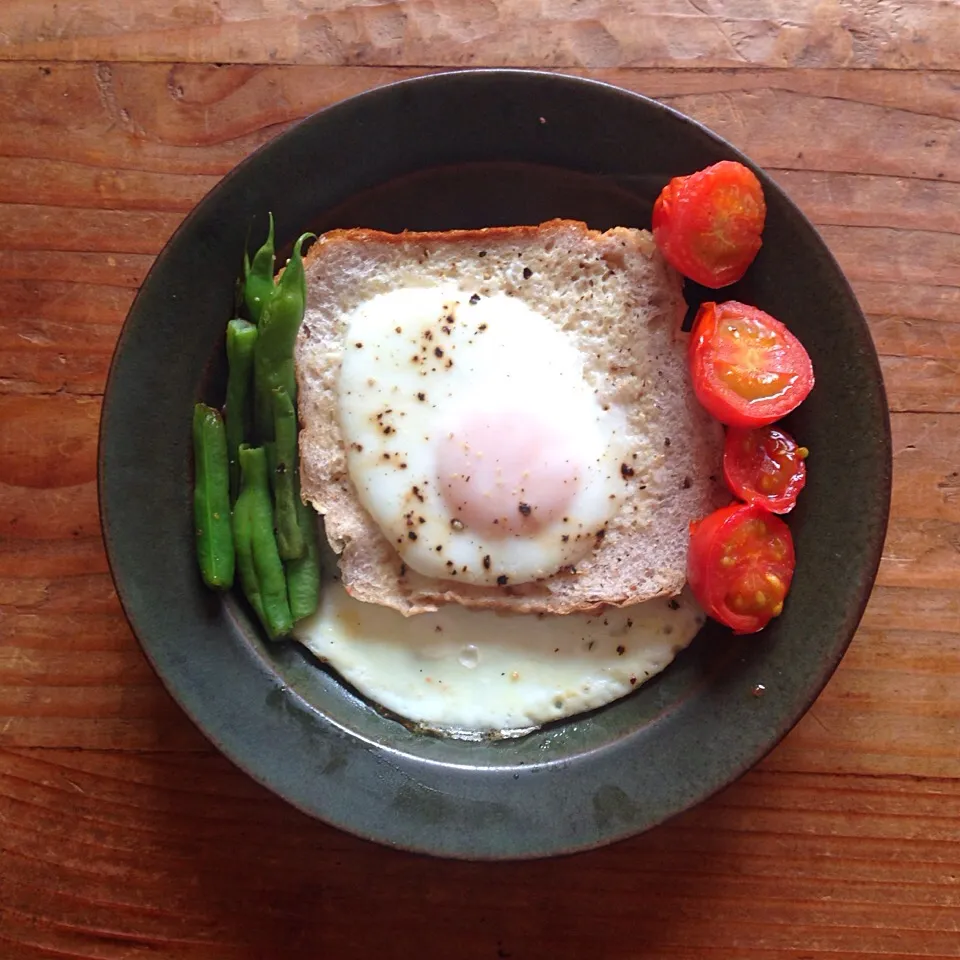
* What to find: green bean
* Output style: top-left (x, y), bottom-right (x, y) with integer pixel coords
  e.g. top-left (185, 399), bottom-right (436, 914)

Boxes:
top-left (253, 232), bottom-right (314, 441)
top-left (286, 494), bottom-right (320, 622)
top-left (243, 212), bottom-right (276, 325)
top-left (232, 490), bottom-right (265, 623)
top-left (271, 386), bottom-right (305, 560)
top-left (224, 318), bottom-right (258, 501)
top-left (192, 404), bottom-right (235, 590)
top-left (236, 445), bottom-right (293, 639)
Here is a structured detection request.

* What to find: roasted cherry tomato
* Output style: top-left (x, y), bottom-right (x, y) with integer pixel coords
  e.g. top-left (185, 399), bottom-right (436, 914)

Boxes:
top-left (687, 503), bottom-right (795, 634)
top-left (723, 425), bottom-right (808, 514)
top-left (652, 160), bottom-right (766, 288)
top-left (689, 301), bottom-right (814, 428)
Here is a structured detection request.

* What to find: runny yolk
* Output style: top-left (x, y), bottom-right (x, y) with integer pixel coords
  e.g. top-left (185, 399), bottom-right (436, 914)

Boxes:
top-left (435, 409), bottom-right (581, 538)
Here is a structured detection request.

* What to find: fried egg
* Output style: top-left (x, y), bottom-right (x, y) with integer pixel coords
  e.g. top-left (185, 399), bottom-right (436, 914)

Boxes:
top-left (294, 572), bottom-right (704, 737)
top-left (337, 285), bottom-right (632, 587)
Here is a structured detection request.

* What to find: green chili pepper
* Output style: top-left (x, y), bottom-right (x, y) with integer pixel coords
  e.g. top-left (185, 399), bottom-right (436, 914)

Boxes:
top-left (236, 445), bottom-right (293, 639)
top-left (192, 403), bottom-right (235, 590)
top-left (224, 318), bottom-right (258, 501)
top-left (243, 213), bottom-right (276, 324)
top-left (271, 386), bottom-right (305, 560)
top-left (286, 494), bottom-right (320, 622)
top-left (253, 231), bottom-right (314, 441)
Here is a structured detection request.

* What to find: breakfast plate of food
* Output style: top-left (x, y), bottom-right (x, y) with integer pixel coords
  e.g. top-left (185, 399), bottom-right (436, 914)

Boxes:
top-left (99, 69), bottom-right (891, 858)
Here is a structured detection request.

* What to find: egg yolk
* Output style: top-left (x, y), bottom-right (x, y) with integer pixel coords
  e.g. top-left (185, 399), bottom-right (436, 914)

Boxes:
top-left (435, 409), bottom-right (581, 538)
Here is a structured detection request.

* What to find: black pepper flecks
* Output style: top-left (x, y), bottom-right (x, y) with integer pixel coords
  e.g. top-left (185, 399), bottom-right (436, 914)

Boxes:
top-left (518, 502), bottom-right (532, 517)
top-left (354, 342), bottom-right (363, 348)
top-left (522, 267), bottom-right (533, 279)
top-left (351, 442), bottom-right (363, 452)
top-left (616, 645), bottom-right (625, 656)
top-left (412, 485), bottom-right (424, 502)
top-left (416, 392), bottom-right (426, 401)
top-left (667, 598), bottom-right (680, 610)
top-left (621, 463), bottom-right (635, 479)
top-left (682, 476), bottom-right (692, 489)
top-left (469, 293), bottom-right (481, 304)
top-left (483, 555), bottom-right (491, 570)
top-left (595, 528), bottom-right (606, 540)
top-left (561, 534), bottom-right (569, 543)
top-left (434, 347), bottom-right (444, 358)
top-left (407, 531), bottom-right (418, 541)
top-left (497, 575), bottom-right (508, 586)
top-left (399, 562), bottom-right (407, 576)
top-left (664, 437), bottom-right (671, 447)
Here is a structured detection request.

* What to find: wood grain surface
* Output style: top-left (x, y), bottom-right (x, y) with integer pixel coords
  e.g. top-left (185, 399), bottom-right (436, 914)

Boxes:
top-left (1, 2), bottom-right (959, 957)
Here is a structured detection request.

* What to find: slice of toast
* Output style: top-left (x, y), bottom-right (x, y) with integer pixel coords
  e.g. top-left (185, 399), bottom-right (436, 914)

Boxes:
top-left (295, 219), bottom-right (725, 615)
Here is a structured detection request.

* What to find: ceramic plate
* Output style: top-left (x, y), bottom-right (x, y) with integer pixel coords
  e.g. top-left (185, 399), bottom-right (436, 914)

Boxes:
top-left (99, 70), bottom-right (891, 859)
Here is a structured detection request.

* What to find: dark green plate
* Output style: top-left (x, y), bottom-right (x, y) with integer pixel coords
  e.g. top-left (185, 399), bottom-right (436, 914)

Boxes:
top-left (98, 70), bottom-right (891, 859)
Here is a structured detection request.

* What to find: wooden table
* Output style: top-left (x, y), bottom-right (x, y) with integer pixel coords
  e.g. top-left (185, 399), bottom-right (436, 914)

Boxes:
top-left (2, 3), bottom-right (959, 957)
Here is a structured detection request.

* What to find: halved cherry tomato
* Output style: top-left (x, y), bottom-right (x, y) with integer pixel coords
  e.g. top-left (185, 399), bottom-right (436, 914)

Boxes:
top-left (724, 425), bottom-right (808, 514)
top-left (689, 301), bottom-right (814, 428)
top-left (687, 503), bottom-right (795, 634)
top-left (652, 160), bottom-right (766, 288)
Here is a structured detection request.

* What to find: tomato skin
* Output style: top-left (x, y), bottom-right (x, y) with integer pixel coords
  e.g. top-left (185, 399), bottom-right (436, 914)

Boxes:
top-left (689, 301), bottom-right (815, 428)
top-left (652, 160), bottom-right (766, 288)
top-left (723, 426), bottom-right (807, 514)
top-left (687, 503), bottom-right (795, 634)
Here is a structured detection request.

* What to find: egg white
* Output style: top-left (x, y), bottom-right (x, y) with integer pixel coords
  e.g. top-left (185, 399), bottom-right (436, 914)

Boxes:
top-left (294, 569), bottom-right (705, 738)
top-left (336, 284), bottom-right (632, 587)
